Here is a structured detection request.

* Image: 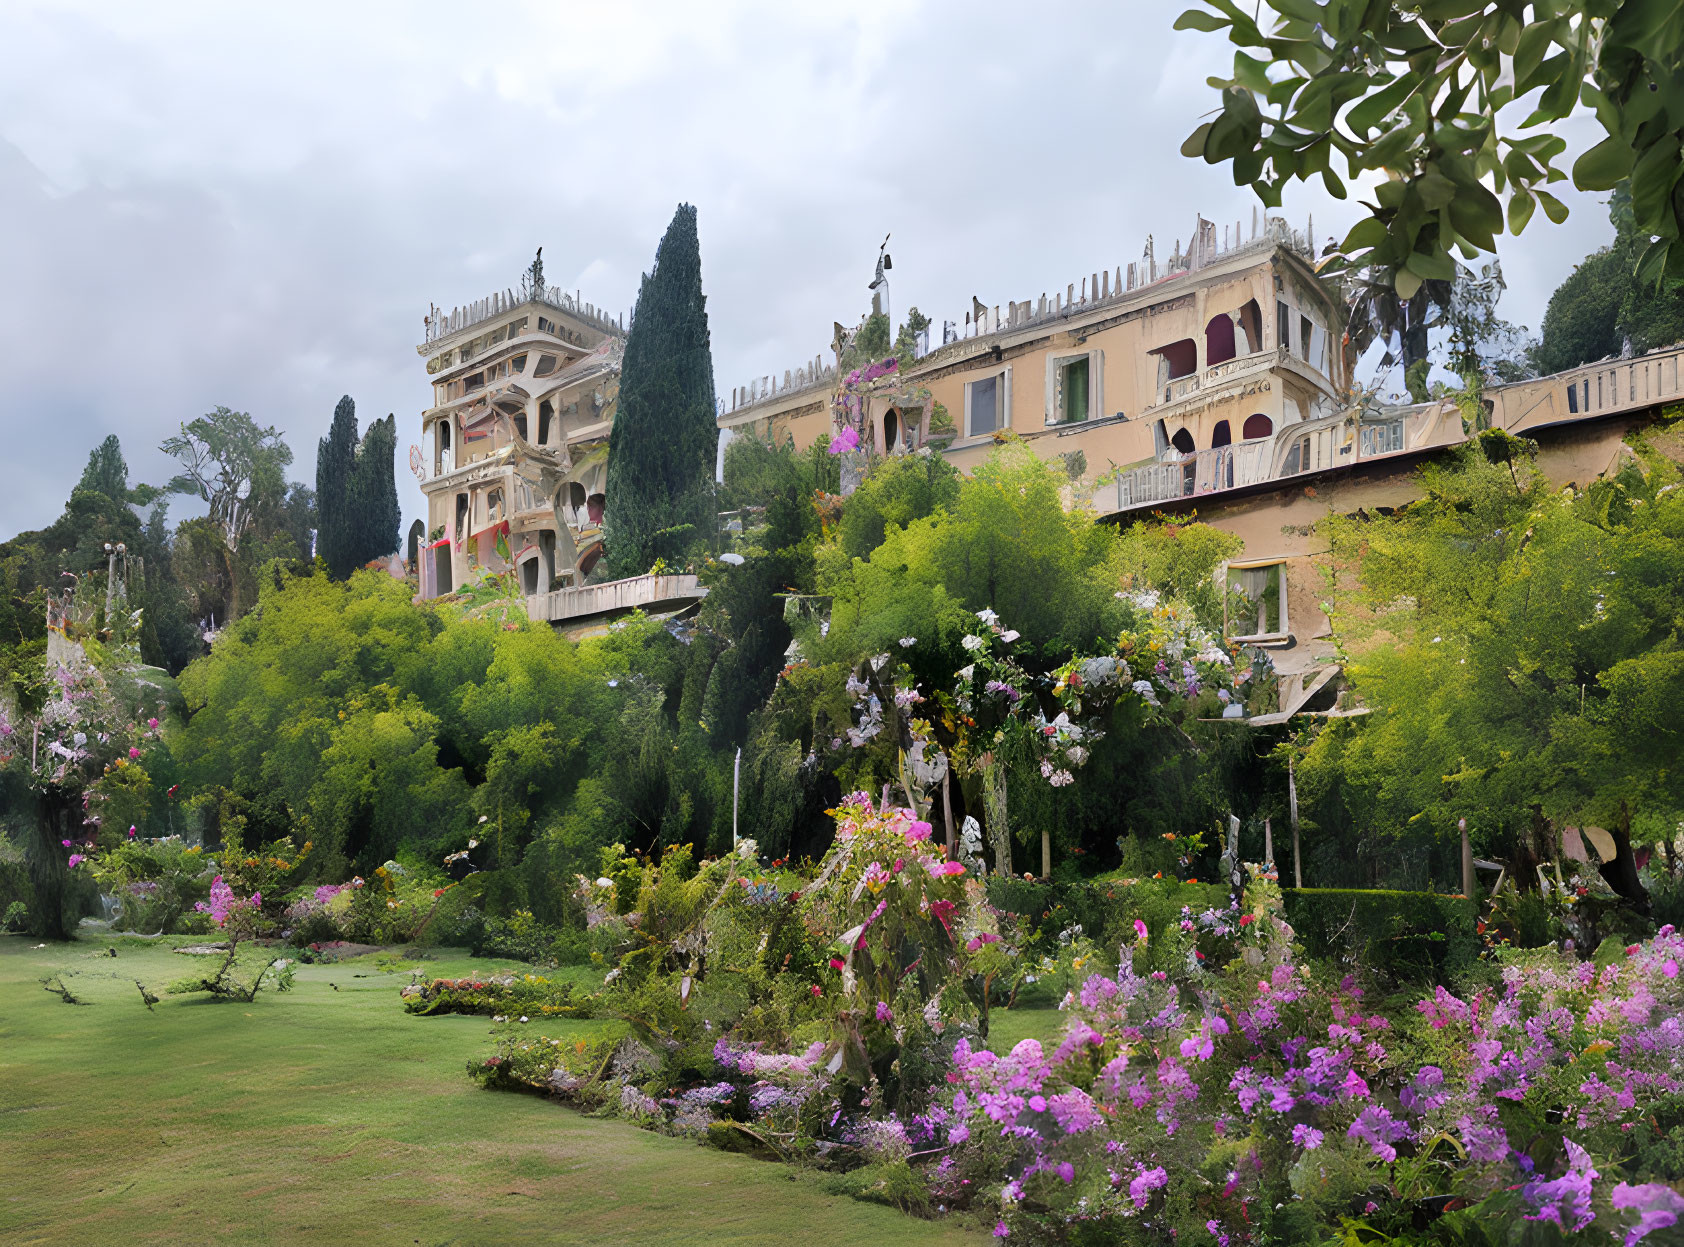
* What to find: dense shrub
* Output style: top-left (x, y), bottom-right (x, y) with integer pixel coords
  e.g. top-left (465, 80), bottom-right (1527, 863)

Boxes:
top-left (986, 874), bottom-right (1230, 962)
top-left (1283, 887), bottom-right (1481, 987)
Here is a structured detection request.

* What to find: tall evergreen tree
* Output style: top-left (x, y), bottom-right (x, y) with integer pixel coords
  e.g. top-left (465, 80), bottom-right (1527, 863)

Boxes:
top-left (602, 203), bottom-right (719, 577)
top-left (316, 396), bottom-right (359, 578)
top-left (358, 413), bottom-right (400, 563)
top-left (316, 399), bottom-right (399, 579)
top-left (77, 435), bottom-right (132, 505)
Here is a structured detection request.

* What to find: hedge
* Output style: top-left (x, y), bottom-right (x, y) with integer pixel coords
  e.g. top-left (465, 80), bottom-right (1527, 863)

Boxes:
top-left (985, 876), bottom-right (1230, 957)
top-left (1282, 888), bottom-right (1481, 987)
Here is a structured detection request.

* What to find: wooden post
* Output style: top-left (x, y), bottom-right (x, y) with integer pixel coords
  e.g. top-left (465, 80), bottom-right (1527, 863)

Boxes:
top-left (1459, 817), bottom-right (1475, 899)
top-left (1042, 827), bottom-right (1052, 880)
top-left (1288, 755), bottom-right (1302, 889)
top-left (1263, 817), bottom-right (1274, 872)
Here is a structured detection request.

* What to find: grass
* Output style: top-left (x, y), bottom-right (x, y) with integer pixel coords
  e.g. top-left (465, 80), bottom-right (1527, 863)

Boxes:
top-left (0, 934), bottom-right (982, 1246)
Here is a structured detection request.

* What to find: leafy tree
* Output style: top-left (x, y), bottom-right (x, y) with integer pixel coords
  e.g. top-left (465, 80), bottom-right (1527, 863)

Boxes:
top-left (158, 407), bottom-right (295, 618)
top-left (602, 203), bottom-right (720, 576)
top-left (1301, 428), bottom-right (1684, 899)
top-left (1534, 186), bottom-right (1684, 374)
top-left (1178, 1), bottom-right (1684, 293)
top-left (829, 451), bottom-right (960, 564)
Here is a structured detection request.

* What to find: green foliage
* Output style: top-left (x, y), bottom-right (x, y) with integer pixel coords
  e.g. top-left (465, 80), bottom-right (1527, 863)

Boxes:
top-left (602, 204), bottom-right (719, 576)
top-left (1534, 185), bottom-right (1684, 374)
top-left (830, 452), bottom-right (960, 564)
top-left (1283, 888), bottom-right (1481, 987)
top-left (316, 396), bottom-right (398, 579)
top-left (1179, 0), bottom-right (1684, 291)
top-left (986, 874), bottom-right (1230, 965)
top-left (1303, 434), bottom-right (1684, 897)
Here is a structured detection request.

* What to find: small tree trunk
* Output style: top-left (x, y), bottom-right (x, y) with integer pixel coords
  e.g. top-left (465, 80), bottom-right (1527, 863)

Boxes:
top-left (26, 792), bottom-right (77, 941)
top-left (1041, 827), bottom-right (1051, 880)
top-left (942, 770), bottom-right (956, 862)
top-left (982, 761), bottom-right (1010, 878)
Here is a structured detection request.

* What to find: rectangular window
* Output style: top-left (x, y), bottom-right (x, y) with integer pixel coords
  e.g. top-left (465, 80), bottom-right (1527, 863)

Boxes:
top-left (968, 376), bottom-right (998, 434)
top-left (965, 368), bottom-right (1011, 437)
top-left (1277, 301), bottom-right (1291, 353)
top-left (1225, 560), bottom-right (1289, 641)
top-left (1299, 315), bottom-right (1313, 363)
top-left (1058, 355), bottom-right (1090, 423)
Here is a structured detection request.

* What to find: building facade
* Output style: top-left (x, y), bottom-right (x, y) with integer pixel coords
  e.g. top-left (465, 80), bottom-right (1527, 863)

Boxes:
top-left (415, 254), bottom-right (625, 602)
top-left (716, 213), bottom-right (1684, 723)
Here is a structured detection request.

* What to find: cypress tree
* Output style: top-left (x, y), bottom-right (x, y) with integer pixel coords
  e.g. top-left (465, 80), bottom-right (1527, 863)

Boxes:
top-left (358, 413), bottom-right (400, 562)
top-left (316, 395), bottom-right (359, 578)
top-left (602, 203), bottom-right (719, 577)
top-left (317, 400), bottom-right (399, 578)
top-left (77, 435), bottom-right (132, 505)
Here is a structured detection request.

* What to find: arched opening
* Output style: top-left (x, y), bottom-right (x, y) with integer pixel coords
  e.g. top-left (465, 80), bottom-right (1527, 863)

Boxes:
top-left (883, 409), bottom-right (900, 454)
top-left (454, 492), bottom-right (468, 540)
top-left (1153, 339), bottom-right (1199, 384)
top-left (1242, 413), bottom-right (1273, 440)
top-left (520, 554), bottom-right (540, 596)
top-left (1170, 427), bottom-right (1196, 455)
top-left (514, 412), bottom-right (529, 441)
top-left (1204, 314), bottom-right (1237, 366)
top-left (1237, 300), bottom-right (1263, 354)
top-left (537, 400), bottom-right (553, 445)
top-left (568, 481), bottom-right (587, 513)
top-left (1210, 419), bottom-right (1232, 448)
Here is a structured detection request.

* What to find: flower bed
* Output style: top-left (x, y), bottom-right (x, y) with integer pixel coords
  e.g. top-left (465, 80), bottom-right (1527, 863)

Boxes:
top-left (454, 800), bottom-right (1684, 1244)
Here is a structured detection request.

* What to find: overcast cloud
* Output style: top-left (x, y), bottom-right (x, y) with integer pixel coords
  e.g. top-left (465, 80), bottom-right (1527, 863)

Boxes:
top-left (0, 0), bottom-right (1619, 542)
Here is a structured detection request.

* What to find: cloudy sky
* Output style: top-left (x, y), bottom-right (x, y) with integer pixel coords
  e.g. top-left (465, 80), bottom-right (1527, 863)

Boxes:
top-left (0, 0), bottom-right (1617, 542)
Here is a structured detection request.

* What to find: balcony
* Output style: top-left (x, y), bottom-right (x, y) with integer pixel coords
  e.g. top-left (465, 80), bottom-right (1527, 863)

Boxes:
top-left (527, 573), bottom-right (707, 629)
top-left (1113, 439), bottom-right (1275, 510)
top-left (1144, 347), bottom-right (1280, 414)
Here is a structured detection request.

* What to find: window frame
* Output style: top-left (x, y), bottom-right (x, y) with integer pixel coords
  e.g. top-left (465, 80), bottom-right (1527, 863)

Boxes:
top-left (1045, 350), bottom-right (1104, 425)
top-left (963, 365), bottom-right (1013, 438)
top-left (1222, 557), bottom-right (1291, 643)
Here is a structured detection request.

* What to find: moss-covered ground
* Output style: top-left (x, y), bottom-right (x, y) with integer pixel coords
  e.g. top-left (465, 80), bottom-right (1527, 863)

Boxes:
top-left (0, 934), bottom-right (982, 1246)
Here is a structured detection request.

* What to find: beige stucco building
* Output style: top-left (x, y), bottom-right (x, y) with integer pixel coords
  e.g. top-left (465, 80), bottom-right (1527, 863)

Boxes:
top-left (414, 254), bottom-right (625, 601)
top-left (717, 214), bottom-right (1684, 722)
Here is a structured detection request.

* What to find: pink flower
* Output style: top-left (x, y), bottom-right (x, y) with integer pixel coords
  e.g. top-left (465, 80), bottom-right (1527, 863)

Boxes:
top-left (829, 957), bottom-right (846, 971)
top-left (61, 839), bottom-right (73, 848)
top-left (128, 747), bottom-right (141, 760)
top-left (810, 984), bottom-right (822, 997)
top-left (1133, 918), bottom-right (1149, 942)
top-left (906, 820), bottom-right (932, 842)
top-left (939, 861), bottom-right (966, 876)
top-left (128, 826), bottom-right (137, 838)
top-left (828, 426), bottom-right (860, 454)
top-left (875, 1001), bottom-right (893, 1023)
top-left (146, 717), bottom-right (159, 730)
top-left (67, 854), bottom-right (86, 868)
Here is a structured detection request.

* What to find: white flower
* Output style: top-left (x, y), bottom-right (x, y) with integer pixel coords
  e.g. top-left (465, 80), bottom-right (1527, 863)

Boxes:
top-left (961, 634), bottom-right (985, 652)
top-left (1132, 679), bottom-right (1161, 707)
top-left (977, 608), bottom-right (999, 626)
top-left (595, 877), bottom-right (614, 888)
top-left (1000, 630), bottom-right (1020, 643)
top-left (899, 636), bottom-right (916, 647)
top-left (1049, 770), bottom-right (1075, 787)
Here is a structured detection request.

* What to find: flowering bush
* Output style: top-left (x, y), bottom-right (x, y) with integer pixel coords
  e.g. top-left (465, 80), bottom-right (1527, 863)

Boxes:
top-left (401, 972), bottom-right (594, 1019)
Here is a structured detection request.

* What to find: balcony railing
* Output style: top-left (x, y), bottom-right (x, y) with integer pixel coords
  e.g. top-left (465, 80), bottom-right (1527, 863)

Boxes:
top-left (1113, 439), bottom-right (1275, 510)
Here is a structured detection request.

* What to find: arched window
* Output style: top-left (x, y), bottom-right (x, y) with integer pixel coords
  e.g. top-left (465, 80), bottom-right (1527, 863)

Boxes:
top-left (1237, 300), bottom-right (1263, 354)
top-left (1170, 427), bottom-right (1196, 455)
top-left (1241, 413), bottom-right (1273, 440)
top-left (1205, 314), bottom-right (1237, 366)
top-left (1211, 420), bottom-right (1232, 448)
top-left (1153, 339), bottom-right (1199, 382)
top-left (883, 410), bottom-right (900, 454)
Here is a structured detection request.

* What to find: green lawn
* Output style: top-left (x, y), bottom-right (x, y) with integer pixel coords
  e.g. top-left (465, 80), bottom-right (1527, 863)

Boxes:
top-left (0, 934), bottom-right (982, 1246)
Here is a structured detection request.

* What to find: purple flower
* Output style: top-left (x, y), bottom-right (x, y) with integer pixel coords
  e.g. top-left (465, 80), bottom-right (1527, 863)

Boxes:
top-left (1347, 1105), bottom-right (1409, 1163)
top-left (993, 1222), bottom-right (1010, 1238)
top-left (1612, 1182), bottom-right (1684, 1245)
top-left (1291, 1124), bottom-right (1324, 1150)
top-left (875, 1001), bottom-right (893, 1023)
top-left (1128, 1166), bottom-right (1168, 1208)
top-left (1524, 1138), bottom-right (1598, 1231)
top-left (1056, 1162), bottom-right (1074, 1184)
